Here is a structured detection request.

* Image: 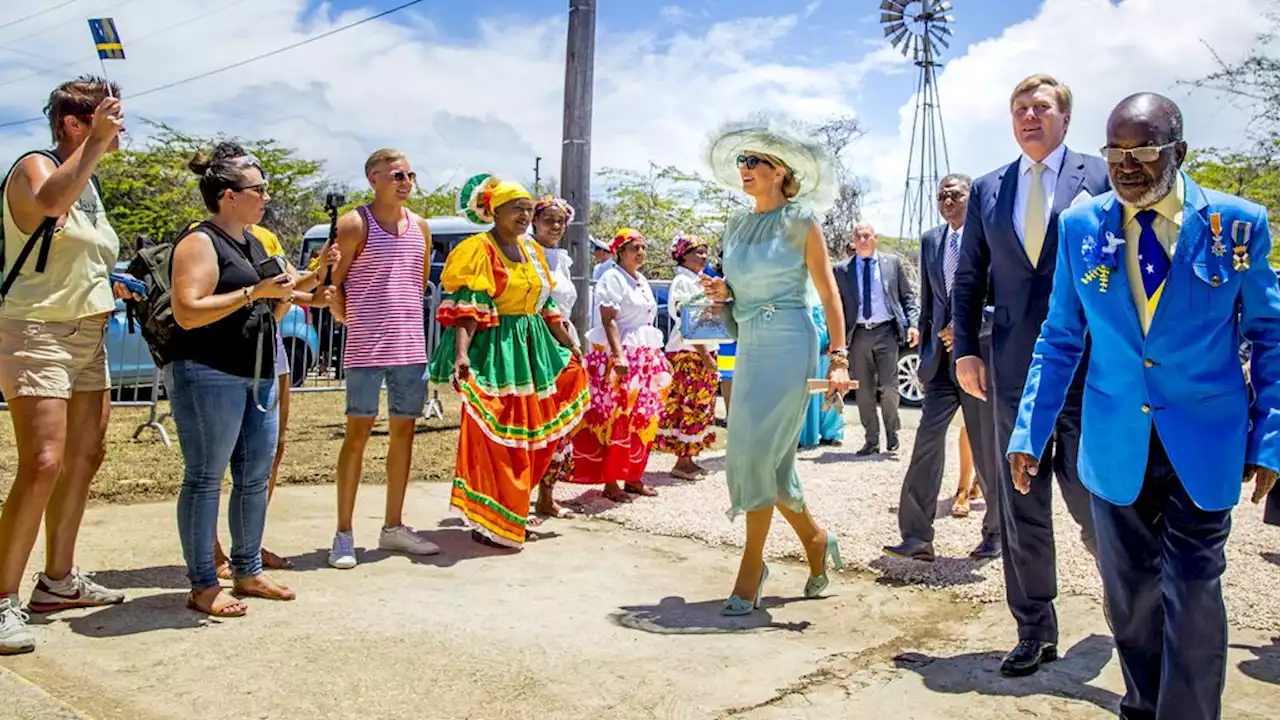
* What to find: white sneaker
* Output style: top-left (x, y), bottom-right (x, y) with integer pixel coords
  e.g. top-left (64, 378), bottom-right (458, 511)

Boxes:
top-left (0, 595), bottom-right (35, 655)
top-left (378, 525), bottom-right (441, 556)
top-left (328, 531), bottom-right (358, 569)
top-left (28, 567), bottom-right (125, 613)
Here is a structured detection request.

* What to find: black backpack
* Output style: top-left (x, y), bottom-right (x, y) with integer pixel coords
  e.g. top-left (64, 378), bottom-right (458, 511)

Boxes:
top-left (125, 237), bottom-right (177, 366)
top-left (0, 150), bottom-right (63, 301)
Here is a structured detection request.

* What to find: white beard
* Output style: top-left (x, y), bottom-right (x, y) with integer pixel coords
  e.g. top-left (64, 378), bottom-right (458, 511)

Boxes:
top-left (1116, 163), bottom-right (1179, 210)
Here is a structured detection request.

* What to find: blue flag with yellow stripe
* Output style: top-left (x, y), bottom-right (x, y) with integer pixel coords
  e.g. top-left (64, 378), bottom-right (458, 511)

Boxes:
top-left (88, 18), bottom-right (125, 60)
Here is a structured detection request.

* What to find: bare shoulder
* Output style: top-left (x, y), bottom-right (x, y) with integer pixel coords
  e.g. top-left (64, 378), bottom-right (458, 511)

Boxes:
top-left (335, 209), bottom-right (365, 241)
top-left (410, 211), bottom-right (432, 237)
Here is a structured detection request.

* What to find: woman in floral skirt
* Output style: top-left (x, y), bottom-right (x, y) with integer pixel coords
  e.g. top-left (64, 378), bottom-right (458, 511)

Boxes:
top-left (570, 229), bottom-right (672, 501)
top-left (657, 234), bottom-right (719, 479)
top-left (429, 174), bottom-right (589, 548)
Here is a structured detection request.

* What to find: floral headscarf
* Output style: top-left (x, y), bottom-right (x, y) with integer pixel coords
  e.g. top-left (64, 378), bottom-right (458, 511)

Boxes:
top-left (669, 233), bottom-right (708, 263)
top-left (534, 195), bottom-right (575, 223)
top-left (610, 227), bottom-right (644, 254)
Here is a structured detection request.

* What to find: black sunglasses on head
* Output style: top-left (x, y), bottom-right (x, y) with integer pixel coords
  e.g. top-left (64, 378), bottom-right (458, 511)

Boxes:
top-left (736, 154), bottom-right (774, 170)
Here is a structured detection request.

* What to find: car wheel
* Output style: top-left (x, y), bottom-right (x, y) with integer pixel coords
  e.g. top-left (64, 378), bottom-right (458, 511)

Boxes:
top-left (898, 350), bottom-right (923, 408)
top-left (285, 338), bottom-right (310, 388)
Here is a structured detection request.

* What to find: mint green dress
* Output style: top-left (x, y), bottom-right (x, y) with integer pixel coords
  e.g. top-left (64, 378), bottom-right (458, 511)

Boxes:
top-left (722, 203), bottom-right (819, 519)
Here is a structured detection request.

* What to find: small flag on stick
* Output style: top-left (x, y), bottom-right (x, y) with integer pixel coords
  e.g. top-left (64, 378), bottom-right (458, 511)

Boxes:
top-left (87, 18), bottom-right (124, 99)
top-left (88, 18), bottom-right (125, 59)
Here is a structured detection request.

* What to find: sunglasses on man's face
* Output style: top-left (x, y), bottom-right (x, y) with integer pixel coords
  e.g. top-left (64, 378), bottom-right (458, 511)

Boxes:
top-left (736, 154), bottom-right (774, 170)
top-left (1100, 143), bottom-right (1178, 164)
top-left (387, 170), bottom-right (417, 184)
top-left (937, 189), bottom-right (967, 201)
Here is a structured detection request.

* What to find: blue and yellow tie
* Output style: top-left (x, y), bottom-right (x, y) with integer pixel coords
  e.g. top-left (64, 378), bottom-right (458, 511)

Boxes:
top-left (1136, 209), bottom-right (1170, 317)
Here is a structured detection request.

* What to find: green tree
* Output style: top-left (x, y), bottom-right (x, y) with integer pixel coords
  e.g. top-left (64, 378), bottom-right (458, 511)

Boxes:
top-left (97, 123), bottom-right (326, 257)
top-left (329, 182), bottom-right (459, 222)
top-left (1186, 144), bottom-right (1280, 265)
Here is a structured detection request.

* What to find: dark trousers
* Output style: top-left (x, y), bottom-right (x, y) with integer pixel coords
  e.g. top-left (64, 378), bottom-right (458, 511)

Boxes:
top-left (1265, 481), bottom-right (1280, 527)
top-left (1093, 432), bottom-right (1231, 720)
top-left (898, 348), bottom-right (1000, 542)
top-left (972, 335), bottom-right (1000, 527)
top-left (992, 384), bottom-right (1097, 643)
top-left (852, 322), bottom-right (900, 446)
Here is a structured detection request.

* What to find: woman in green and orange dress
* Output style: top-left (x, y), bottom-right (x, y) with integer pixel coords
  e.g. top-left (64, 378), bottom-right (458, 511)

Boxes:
top-left (428, 174), bottom-right (589, 548)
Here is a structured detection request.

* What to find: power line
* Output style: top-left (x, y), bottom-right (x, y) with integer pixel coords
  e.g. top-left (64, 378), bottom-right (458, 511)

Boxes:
top-left (0, 0), bottom-right (428, 131)
top-left (131, 0), bottom-right (428, 99)
top-left (0, 0), bottom-right (252, 91)
top-left (0, 1), bottom-right (83, 35)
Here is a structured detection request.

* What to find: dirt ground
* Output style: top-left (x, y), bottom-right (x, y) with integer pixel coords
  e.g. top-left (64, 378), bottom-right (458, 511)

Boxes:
top-left (0, 390), bottom-right (463, 506)
top-left (0, 483), bottom-right (1276, 720)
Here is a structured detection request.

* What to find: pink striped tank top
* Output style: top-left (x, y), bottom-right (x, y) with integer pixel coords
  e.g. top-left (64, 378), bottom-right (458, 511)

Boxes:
top-left (343, 206), bottom-right (428, 368)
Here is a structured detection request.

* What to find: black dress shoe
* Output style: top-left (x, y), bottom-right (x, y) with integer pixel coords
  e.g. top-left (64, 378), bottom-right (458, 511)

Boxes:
top-left (855, 443), bottom-right (880, 457)
top-left (970, 534), bottom-right (1002, 559)
top-left (882, 537), bottom-right (935, 562)
top-left (999, 639), bottom-right (1058, 677)
top-left (887, 436), bottom-right (900, 452)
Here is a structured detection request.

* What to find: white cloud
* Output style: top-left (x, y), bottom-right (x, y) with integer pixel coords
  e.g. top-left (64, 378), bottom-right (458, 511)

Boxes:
top-left (0, 0), bottom-right (1270, 244)
top-left (849, 0), bottom-right (1271, 233)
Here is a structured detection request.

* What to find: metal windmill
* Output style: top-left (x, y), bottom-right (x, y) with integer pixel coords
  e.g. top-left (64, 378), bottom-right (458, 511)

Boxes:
top-left (880, 0), bottom-right (955, 250)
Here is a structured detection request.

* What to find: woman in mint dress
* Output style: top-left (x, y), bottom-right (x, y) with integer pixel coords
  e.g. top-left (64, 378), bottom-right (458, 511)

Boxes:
top-left (799, 303), bottom-right (845, 448)
top-left (702, 120), bottom-right (853, 615)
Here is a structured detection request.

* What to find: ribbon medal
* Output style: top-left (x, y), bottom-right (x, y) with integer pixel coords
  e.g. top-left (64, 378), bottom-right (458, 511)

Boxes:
top-left (1232, 219), bottom-right (1253, 271)
top-left (1210, 212), bottom-right (1226, 258)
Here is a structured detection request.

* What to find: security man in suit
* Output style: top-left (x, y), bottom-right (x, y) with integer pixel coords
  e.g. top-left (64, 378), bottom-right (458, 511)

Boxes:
top-left (1011, 93), bottom-right (1280, 719)
top-left (886, 173), bottom-right (1001, 562)
top-left (951, 73), bottom-right (1111, 677)
top-left (833, 221), bottom-right (919, 455)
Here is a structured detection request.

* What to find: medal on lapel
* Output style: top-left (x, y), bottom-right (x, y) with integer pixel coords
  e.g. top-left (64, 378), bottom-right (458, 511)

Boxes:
top-left (1232, 219), bottom-right (1253, 271)
top-left (1210, 213), bottom-right (1226, 257)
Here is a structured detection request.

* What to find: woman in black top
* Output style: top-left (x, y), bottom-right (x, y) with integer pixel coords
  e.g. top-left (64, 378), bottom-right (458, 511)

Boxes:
top-left (167, 144), bottom-right (296, 617)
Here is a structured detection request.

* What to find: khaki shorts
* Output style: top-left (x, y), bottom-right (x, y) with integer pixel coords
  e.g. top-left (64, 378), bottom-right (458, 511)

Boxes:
top-left (0, 314), bottom-right (110, 400)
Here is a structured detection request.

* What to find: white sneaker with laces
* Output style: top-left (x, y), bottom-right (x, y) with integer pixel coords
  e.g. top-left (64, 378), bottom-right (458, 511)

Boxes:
top-left (28, 567), bottom-right (125, 613)
top-left (328, 531), bottom-right (358, 569)
top-left (378, 525), bottom-right (441, 556)
top-left (0, 595), bottom-right (35, 655)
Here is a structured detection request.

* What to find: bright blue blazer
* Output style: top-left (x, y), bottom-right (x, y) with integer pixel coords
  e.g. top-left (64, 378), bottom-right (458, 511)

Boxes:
top-left (1008, 173), bottom-right (1280, 511)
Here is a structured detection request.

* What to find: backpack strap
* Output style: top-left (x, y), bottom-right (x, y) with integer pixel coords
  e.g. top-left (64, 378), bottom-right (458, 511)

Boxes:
top-left (1, 150), bottom-right (65, 295)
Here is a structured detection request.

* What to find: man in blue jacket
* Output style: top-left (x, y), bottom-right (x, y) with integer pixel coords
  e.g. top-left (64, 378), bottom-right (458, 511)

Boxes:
top-left (1009, 93), bottom-right (1280, 719)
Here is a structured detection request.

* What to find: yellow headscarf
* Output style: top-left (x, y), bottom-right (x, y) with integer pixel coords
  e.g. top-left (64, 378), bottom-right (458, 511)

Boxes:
top-left (482, 179), bottom-right (532, 214)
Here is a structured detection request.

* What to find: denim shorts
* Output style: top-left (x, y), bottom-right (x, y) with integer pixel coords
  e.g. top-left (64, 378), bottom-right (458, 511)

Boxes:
top-left (345, 363), bottom-right (428, 418)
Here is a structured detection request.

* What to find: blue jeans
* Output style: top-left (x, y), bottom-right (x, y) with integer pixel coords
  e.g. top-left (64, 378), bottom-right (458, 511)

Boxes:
top-left (345, 363), bottom-right (428, 418)
top-left (164, 360), bottom-right (279, 590)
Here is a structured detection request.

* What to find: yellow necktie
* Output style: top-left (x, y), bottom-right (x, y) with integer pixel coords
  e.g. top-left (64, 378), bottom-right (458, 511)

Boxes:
top-left (1025, 162), bottom-right (1047, 266)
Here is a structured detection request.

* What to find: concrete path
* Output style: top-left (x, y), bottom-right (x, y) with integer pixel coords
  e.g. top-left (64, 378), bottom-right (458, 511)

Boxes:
top-left (1, 484), bottom-right (1277, 719)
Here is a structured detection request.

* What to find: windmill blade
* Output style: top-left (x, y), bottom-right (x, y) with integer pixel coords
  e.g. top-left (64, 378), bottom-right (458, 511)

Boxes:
top-left (882, 20), bottom-right (905, 38)
top-left (929, 28), bottom-right (951, 49)
top-left (890, 27), bottom-right (910, 48)
top-left (934, 23), bottom-right (954, 35)
top-left (880, 11), bottom-right (904, 23)
top-left (935, 1), bottom-right (953, 12)
top-left (879, 0), bottom-right (906, 11)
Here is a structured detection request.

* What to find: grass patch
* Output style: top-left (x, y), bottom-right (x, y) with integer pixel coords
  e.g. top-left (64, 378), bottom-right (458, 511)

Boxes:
top-left (0, 390), bottom-right (464, 507)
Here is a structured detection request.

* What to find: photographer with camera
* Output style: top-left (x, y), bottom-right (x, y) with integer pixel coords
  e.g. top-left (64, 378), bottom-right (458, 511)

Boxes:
top-left (165, 143), bottom-right (299, 617)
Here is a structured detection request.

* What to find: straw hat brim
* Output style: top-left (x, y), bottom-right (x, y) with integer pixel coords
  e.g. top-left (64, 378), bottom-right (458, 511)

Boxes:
top-left (705, 118), bottom-right (838, 213)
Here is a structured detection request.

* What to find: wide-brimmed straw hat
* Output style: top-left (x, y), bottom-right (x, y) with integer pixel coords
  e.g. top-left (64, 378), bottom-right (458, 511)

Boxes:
top-left (705, 117), bottom-right (838, 213)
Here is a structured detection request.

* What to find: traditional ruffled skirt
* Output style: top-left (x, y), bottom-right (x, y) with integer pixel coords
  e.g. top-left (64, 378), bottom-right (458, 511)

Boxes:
top-left (656, 350), bottom-right (718, 457)
top-left (570, 330), bottom-right (672, 484)
top-left (429, 313), bottom-right (588, 547)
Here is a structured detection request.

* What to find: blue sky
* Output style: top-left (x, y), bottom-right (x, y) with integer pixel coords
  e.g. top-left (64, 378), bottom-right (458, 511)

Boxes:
top-left (0, 0), bottom-right (1266, 232)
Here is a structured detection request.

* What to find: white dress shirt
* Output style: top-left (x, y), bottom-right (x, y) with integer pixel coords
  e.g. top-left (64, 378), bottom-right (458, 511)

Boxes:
top-left (1012, 143), bottom-right (1067, 246)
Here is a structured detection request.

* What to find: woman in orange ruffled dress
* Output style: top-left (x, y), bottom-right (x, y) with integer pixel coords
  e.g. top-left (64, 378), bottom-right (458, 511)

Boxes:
top-left (569, 229), bottom-right (672, 502)
top-left (428, 174), bottom-right (589, 548)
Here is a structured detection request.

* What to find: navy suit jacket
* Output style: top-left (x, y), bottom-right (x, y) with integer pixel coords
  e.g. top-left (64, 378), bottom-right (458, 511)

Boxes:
top-left (917, 223), bottom-right (957, 382)
top-left (952, 148), bottom-right (1111, 402)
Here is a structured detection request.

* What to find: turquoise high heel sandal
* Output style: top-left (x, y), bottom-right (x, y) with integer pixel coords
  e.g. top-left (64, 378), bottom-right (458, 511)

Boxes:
top-left (804, 533), bottom-right (843, 598)
top-left (721, 563), bottom-right (769, 616)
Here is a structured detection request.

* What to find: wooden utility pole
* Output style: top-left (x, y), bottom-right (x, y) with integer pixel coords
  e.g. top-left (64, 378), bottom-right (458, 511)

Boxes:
top-left (561, 0), bottom-right (595, 341)
top-left (533, 156), bottom-right (541, 194)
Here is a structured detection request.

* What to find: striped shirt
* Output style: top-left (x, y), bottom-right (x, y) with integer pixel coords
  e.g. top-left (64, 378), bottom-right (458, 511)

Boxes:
top-left (343, 206), bottom-right (428, 368)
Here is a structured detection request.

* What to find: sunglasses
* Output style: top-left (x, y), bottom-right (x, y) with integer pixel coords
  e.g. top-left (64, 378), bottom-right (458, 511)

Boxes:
top-left (937, 189), bottom-right (967, 201)
top-left (387, 170), bottom-right (417, 184)
top-left (1100, 143), bottom-right (1178, 164)
top-left (234, 182), bottom-right (269, 195)
top-left (736, 154), bottom-right (774, 170)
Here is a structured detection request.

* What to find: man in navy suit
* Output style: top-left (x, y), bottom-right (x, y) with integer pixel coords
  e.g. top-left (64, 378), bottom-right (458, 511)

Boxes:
top-left (885, 173), bottom-right (1001, 562)
top-left (1010, 93), bottom-right (1280, 719)
top-left (951, 73), bottom-right (1110, 677)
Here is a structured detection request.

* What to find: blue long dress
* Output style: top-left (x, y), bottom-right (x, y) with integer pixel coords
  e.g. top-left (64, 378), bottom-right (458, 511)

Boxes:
top-left (799, 304), bottom-right (845, 447)
top-left (722, 203), bottom-right (818, 519)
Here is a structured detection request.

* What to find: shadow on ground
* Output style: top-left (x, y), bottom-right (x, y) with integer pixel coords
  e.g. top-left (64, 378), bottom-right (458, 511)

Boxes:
top-left (870, 555), bottom-right (990, 588)
top-left (32, 592), bottom-right (207, 639)
top-left (893, 633), bottom-right (1121, 713)
top-left (288, 521), bottom-right (552, 571)
top-left (610, 595), bottom-right (813, 635)
top-left (1232, 635), bottom-right (1280, 686)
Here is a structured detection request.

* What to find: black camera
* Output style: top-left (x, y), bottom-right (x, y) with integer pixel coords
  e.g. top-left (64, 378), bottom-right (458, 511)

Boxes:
top-left (324, 192), bottom-right (346, 212)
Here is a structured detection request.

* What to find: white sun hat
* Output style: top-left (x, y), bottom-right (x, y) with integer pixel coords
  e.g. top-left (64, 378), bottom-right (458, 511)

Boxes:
top-left (705, 116), bottom-right (838, 213)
